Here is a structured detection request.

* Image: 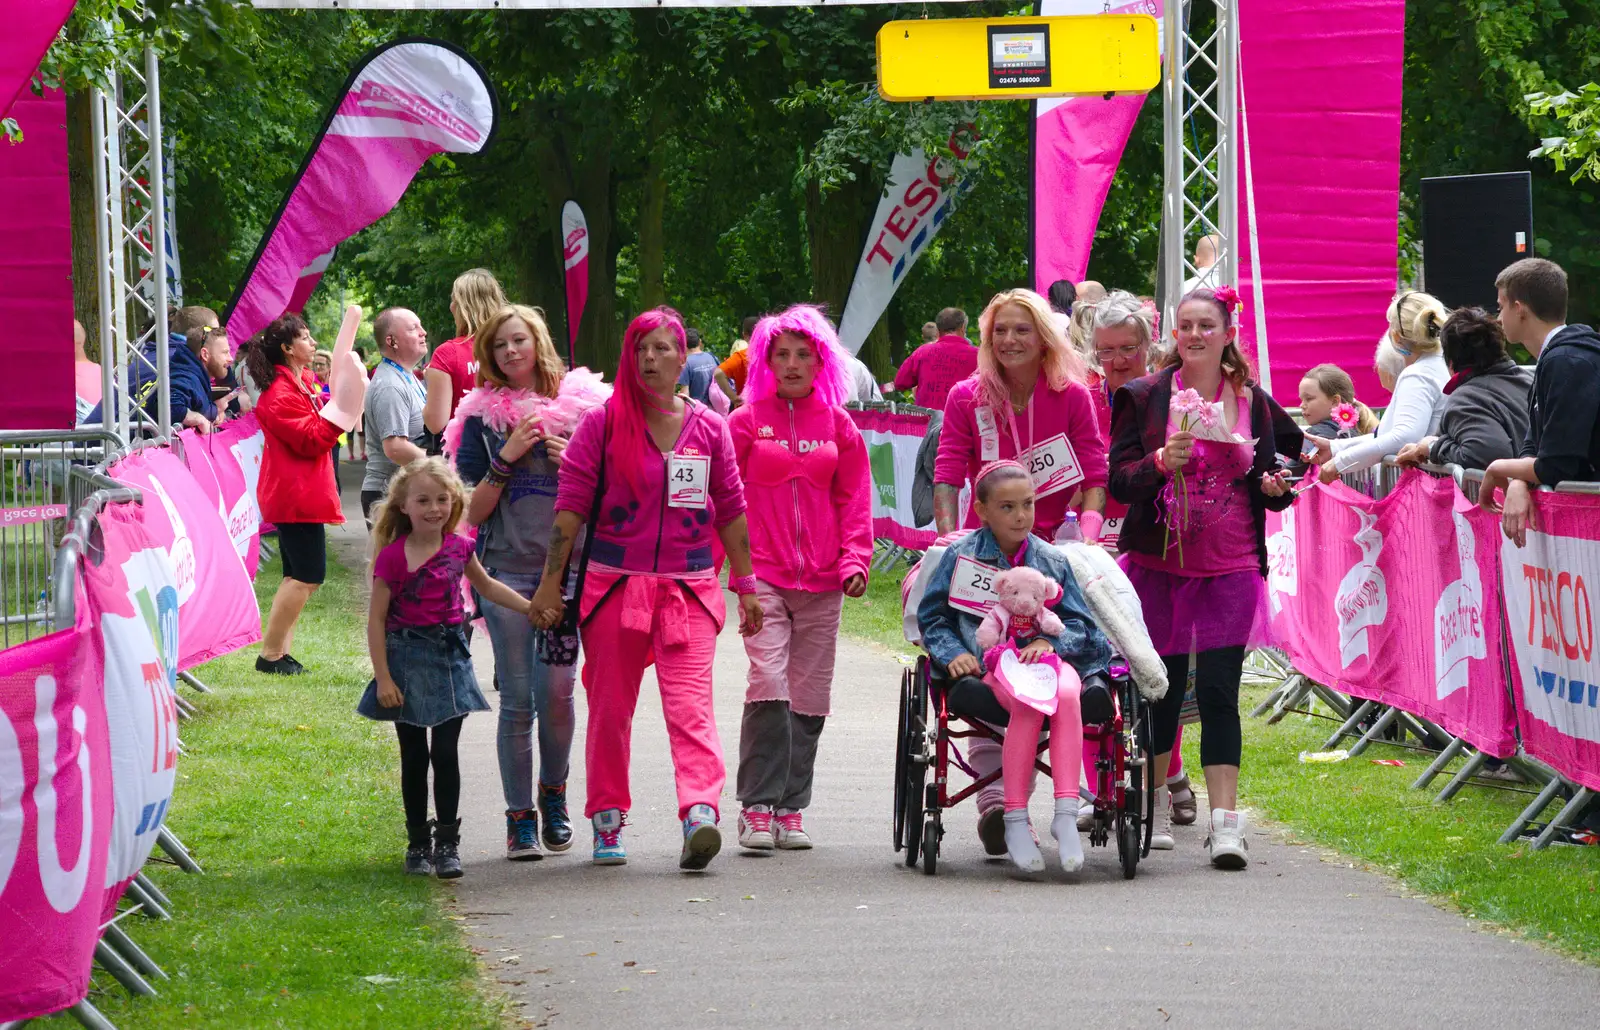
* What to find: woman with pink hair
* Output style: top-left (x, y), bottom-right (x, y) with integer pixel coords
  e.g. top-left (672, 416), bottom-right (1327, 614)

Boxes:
top-left (932, 288), bottom-right (1109, 855)
top-left (532, 307), bottom-right (763, 871)
top-left (726, 306), bottom-right (874, 852)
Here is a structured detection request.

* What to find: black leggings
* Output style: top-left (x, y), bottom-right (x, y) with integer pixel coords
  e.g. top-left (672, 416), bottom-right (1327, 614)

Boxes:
top-left (1150, 646), bottom-right (1245, 768)
top-left (396, 717), bottom-right (465, 827)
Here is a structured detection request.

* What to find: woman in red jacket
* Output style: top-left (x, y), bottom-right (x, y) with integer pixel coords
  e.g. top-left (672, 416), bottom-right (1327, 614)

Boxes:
top-left (250, 311), bottom-right (366, 674)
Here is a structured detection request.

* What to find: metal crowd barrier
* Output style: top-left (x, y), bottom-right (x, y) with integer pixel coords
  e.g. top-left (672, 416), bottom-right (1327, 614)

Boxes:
top-left (1249, 455), bottom-right (1595, 850)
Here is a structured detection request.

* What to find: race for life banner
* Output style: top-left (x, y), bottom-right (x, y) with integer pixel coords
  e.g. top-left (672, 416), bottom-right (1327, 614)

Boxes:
top-left (287, 246), bottom-right (336, 315)
top-left (226, 39), bottom-right (498, 348)
top-left (0, 614), bottom-right (112, 1023)
top-left (850, 407), bottom-right (936, 550)
top-left (1031, 0), bottom-right (1162, 292)
top-left (837, 125), bottom-right (978, 357)
top-left (1264, 471), bottom-right (1515, 756)
top-left (1499, 493), bottom-right (1600, 792)
top-left (561, 199), bottom-right (589, 364)
top-left (108, 448), bottom-right (261, 669)
top-left (179, 414), bottom-right (268, 579)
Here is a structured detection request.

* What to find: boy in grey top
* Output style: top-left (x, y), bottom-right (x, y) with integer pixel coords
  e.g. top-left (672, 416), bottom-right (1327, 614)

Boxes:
top-left (362, 307), bottom-right (429, 522)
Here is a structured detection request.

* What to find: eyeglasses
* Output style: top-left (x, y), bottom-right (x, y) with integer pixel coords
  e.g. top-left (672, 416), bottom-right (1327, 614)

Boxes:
top-left (1094, 344), bottom-right (1143, 361)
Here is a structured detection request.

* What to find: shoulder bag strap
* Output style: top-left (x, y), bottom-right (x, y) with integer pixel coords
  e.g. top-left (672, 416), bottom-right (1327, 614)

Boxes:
top-left (566, 406), bottom-right (608, 604)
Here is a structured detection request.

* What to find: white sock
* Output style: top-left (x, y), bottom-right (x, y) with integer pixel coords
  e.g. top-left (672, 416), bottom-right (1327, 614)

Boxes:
top-left (1052, 798), bottom-right (1084, 872)
top-left (1003, 809), bottom-right (1044, 873)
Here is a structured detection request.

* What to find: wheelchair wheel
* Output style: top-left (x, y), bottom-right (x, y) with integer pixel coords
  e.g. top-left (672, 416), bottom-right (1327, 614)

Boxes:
top-left (922, 816), bottom-right (940, 876)
top-left (902, 661), bottom-right (930, 869)
top-left (1117, 809), bottom-right (1140, 880)
top-left (894, 669), bottom-right (913, 853)
top-left (1115, 676), bottom-right (1147, 880)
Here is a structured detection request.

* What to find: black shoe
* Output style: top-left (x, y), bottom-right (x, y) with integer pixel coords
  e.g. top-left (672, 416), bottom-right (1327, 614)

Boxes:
top-left (505, 809), bottom-right (542, 861)
top-left (256, 654), bottom-right (305, 676)
top-left (538, 782), bottom-right (573, 852)
top-left (405, 820), bottom-right (434, 876)
top-left (433, 818), bottom-right (464, 879)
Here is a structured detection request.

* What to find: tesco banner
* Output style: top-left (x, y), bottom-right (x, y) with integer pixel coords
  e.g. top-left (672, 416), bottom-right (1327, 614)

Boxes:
top-left (850, 407), bottom-right (936, 551)
top-left (837, 125), bottom-right (978, 356)
top-left (1265, 471), bottom-right (1515, 756)
top-left (1499, 493), bottom-right (1600, 792)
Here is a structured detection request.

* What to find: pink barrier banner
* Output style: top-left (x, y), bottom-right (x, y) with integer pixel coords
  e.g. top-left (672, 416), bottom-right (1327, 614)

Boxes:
top-left (82, 504), bottom-right (180, 915)
top-left (0, 613), bottom-right (112, 1023)
top-left (1031, 0), bottom-right (1161, 291)
top-left (109, 448), bottom-right (260, 669)
top-left (0, 88), bottom-right (76, 430)
top-left (1499, 494), bottom-right (1600, 791)
top-left (1265, 472), bottom-right (1515, 756)
top-left (179, 415), bottom-right (267, 579)
top-left (850, 407), bottom-right (936, 551)
top-left (1235, 0), bottom-right (1405, 405)
top-left (226, 39), bottom-right (497, 348)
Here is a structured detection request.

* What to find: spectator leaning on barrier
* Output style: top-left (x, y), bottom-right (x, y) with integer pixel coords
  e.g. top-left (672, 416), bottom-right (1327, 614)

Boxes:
top-left (1298, 364), bottom-right (1379, 440)
top-left (85, 304), bottom-right (225, 431)
top-left (1306, 292), bottom-right (1450, 484)
top-left (1482, 257), bottom-right (1600, 545)
top-left (893, 306), bottom-right (978, 411)
top-left (363, 307), bottom-right (430, 524)
top-left (1395, 308), bottom-right (1532, 472)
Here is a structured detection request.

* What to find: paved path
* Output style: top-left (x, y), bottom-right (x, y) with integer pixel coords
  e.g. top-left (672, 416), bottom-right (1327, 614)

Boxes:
top-left (326, 473), bottom-right (1597, 1029)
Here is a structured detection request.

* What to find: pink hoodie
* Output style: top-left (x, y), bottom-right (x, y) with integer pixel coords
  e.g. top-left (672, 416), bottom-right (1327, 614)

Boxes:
top-left (728, 393), bottom-right (874, 593)
top-left (555, 399), bottom-right (746, 577)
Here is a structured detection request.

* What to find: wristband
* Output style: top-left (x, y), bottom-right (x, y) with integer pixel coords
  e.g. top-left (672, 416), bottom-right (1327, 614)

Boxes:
top-left (490, 455), bottom-right (515, 477)
top-left (1153, 448), bottom-right (1170, 476)
top-left (1079, 509), bottom-right (1104, 543)
top-left (730, 574), bottom-right (759, 596)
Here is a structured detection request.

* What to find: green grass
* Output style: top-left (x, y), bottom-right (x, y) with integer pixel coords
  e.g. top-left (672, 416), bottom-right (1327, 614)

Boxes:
top-left (46, 558), bottom-right (507, 1029)
top-left (845, 563), bottom-right (1599, 962)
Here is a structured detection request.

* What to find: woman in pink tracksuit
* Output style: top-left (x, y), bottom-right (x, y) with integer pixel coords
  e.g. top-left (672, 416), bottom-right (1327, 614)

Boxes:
top-left (726, 306), bottom-right (874, 852)
top-left (531, 307), bottom-right (763, 872)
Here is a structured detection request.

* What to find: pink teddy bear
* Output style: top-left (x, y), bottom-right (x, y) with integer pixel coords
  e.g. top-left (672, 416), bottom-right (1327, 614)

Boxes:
top-left (976, 566), bottom-right (1066, 654)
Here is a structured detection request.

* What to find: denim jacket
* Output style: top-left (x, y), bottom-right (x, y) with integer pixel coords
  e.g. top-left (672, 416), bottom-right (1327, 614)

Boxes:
top-left (916, 528), bottom-right (1112, 679)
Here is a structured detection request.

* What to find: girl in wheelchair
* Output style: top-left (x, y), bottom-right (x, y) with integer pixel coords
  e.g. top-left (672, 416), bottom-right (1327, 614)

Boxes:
top-left (916, 460), bottom-right (1113, 874)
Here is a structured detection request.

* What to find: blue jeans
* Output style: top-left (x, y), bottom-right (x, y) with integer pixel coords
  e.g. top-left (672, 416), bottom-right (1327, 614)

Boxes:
top-left (479, 568), bottom-right (577, 812)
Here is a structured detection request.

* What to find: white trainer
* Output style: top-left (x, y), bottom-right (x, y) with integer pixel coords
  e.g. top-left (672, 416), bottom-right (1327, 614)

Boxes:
top-left (774, 809), bottom-right (813, 850)
top-left (1150, 785), bottom-right (1175, 850)
top-left (738, 805), bottom-right (775, 850)
top-left (1206, 808), bottom-right (1249, 869)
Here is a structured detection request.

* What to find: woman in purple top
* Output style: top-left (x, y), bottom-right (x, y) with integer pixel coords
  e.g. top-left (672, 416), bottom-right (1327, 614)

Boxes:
top-left (532, 307), bottom-right (763, 872)
top-left (1107, 286), bottom-right (1302, 871)
top-left (361, 457), bottom-right (537, 879)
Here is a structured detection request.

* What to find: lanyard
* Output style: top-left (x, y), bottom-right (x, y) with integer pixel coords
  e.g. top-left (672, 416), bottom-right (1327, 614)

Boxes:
top-left (1004, 388), bottom-right (1036, 460)
top-left (383, 357), bottom-right (426, 404)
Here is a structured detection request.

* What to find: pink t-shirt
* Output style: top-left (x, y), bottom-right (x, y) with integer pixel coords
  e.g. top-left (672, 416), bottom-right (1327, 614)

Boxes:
top-left (427, 336), bottom-right (480, 416)
top-left (373, 533), bottom-right (476, 631)
top-left (894, 335), bottom-right (978, 411)
top-left (75, 361), bottom-right (103, 406)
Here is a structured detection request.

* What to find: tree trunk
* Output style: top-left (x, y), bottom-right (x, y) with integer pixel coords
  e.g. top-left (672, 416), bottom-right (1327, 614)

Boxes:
top-left (536, 128), bottom-right (618, 374)
top-left (636, 153), bottom-right (667, 311)
top-left (806, 170), bottom-right (892, 377)
top-left (65, 89), bottom-right (100, 361)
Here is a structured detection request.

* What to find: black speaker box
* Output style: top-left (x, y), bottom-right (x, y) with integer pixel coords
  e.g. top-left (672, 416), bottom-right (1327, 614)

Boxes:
top-left (1420, 171), bottom-right (1533, 311)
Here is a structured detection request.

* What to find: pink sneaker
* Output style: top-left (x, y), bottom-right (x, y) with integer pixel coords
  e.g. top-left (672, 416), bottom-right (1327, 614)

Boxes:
top-left (774, 809), bottom-right (812, 850)
top-left (738, 805), bottom-right (775, 850)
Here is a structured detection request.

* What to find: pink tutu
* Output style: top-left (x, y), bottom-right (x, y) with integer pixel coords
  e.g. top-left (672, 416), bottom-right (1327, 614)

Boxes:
top-left (1120, 559), bottom-right (1274, 656)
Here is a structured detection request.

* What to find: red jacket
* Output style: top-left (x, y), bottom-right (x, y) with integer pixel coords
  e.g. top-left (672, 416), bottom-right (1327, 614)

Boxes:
top-left (256, 366), bottom-right (344, 525)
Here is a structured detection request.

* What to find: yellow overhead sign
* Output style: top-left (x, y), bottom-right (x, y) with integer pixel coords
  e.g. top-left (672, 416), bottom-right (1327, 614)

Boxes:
top-left (876, 14), bottom-right (1160, 102)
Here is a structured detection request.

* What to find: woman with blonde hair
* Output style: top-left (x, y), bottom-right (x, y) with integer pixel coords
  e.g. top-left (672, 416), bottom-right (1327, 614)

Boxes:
top-left (445, 303), bottom-right (610, 861)
top-left (426, 268), bottom-right (509, 435)
top-left (931, 286), bottom-right (1107, 855)
top-left (1307, 291), bottom-right (1450, 483)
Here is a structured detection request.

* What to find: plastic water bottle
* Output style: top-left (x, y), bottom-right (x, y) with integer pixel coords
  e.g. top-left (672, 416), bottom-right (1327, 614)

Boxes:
top-left (1054, 512), bottom-right (1083, 545)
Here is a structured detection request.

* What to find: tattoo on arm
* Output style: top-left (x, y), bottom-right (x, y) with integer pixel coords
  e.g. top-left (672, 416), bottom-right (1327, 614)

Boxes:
top-left (933, 484), bottom-right (961, 534)
top-left (544, 525), bottom-right (571, 580)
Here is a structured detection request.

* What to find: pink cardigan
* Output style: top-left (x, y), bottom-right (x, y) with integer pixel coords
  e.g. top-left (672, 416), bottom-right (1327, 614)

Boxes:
top-left (728, 393), bottom-right (874, 593)
top-left (934, 375), bottom-right (1108, 538)
top-left (555, 400), bottom-right (746, 577)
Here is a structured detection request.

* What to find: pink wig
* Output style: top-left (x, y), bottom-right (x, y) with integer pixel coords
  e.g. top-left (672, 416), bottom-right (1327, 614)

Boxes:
top-left (608, 307), bottom-right (687, 497)
top-left (743, 305), bottom-right (853, 407)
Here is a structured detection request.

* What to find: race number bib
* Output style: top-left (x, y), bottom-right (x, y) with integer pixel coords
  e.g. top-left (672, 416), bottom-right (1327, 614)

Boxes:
top-left (1100, 516), bottom-right (1124, 549)
top-left (667, 454), bottom-right (710, 508)
top-left (1022, 433), bottom-right (1085, 498)
top-left (974, 405), bottom-right (1000, 462)
top-left (948, 555), bottom-right (1001, 616)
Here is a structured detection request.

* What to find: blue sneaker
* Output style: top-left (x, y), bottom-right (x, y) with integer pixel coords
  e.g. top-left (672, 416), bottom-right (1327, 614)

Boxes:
top-left (592, 808), bottom-right (627, 865)
top-left (505, 809), bottom-right (542, 861)
top-left (679, 803), bottom-right (722, 871)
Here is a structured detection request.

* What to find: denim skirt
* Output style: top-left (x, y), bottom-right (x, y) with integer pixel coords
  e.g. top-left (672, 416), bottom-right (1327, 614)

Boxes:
top-left (357, 624), bottom-right (490, 728)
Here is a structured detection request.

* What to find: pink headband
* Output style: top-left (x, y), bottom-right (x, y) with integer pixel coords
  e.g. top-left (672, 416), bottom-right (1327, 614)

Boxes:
top-left (975, 459), bottom-right (1028, 489)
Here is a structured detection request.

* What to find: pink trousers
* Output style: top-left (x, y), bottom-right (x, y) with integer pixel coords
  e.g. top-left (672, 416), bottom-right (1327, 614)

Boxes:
top-left (985, 663), bottom-right (1083, 811)
top-left (580, 575), bottom-right (725, 821)
top-left (743, 581), bottom-right (843, 716)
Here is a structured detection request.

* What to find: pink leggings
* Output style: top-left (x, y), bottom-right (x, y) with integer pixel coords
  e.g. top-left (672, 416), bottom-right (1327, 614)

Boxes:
top-left (986, 664), bottom-right (1083, 811)
top-left (1083, 725), bottom-right (1184, 795)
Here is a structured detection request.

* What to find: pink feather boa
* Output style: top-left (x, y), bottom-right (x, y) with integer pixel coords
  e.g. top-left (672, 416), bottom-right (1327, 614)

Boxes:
top-left (442, 367), bottom-right (612, 458)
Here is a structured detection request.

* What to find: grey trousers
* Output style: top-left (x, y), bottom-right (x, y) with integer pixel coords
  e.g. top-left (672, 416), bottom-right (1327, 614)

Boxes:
top-left (736, 700), bottom-right (827, 810)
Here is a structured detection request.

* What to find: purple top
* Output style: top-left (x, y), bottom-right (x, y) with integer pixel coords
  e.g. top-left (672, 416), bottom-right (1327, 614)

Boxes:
top-left (373, 533), bottom-right (476, 631)
top-left (555, 399), bottom-right (747, 576)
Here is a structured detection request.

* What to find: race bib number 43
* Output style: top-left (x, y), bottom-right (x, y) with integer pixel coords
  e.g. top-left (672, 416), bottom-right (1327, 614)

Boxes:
top-left (949, 555), bottom-right (1001, 616)
top-left (667, 454), bottom-right (710, 508)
